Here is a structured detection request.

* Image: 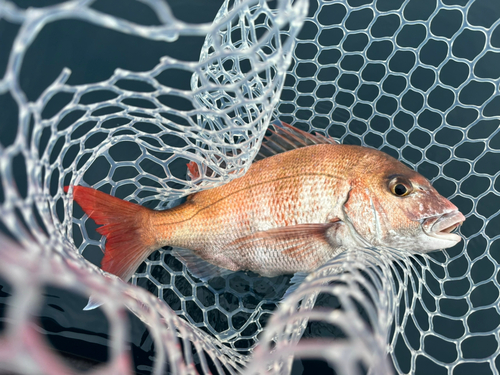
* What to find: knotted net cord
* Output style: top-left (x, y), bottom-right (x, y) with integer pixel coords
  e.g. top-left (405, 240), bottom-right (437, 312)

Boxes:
top-left (0, 0), bottom-right (499, 374)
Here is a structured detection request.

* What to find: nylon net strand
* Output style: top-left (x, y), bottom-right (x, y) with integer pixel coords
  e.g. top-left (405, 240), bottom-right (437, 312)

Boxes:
top-left (278, 1), bottom-right (499, 373)
top-left (0, 0), bottom-right (499, 374)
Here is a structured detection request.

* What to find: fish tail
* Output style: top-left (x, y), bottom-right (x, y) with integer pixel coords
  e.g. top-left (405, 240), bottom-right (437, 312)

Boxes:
top-left (66, 186), bottom-right (157, 282)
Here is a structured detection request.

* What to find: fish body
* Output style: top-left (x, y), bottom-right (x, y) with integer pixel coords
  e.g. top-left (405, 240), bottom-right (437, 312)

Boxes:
top-left (69, 123), bottom-right (465, 282)
top-left (155, 144), bottom-right (355, 276)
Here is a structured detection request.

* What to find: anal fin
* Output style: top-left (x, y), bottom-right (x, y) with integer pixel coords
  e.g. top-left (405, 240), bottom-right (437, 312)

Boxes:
top-left (171, 247), bottom-right (233, 282)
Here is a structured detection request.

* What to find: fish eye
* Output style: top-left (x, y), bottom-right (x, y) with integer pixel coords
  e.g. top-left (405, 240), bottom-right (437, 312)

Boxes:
top-left (389, 177), bottom-right (413, 197)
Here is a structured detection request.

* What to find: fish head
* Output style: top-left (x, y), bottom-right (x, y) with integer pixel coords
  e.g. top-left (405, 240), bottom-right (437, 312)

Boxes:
top-left (342, 150), bottom-right (465, 253)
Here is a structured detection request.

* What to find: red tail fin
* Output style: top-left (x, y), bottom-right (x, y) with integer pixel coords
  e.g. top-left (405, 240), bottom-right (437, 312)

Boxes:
top-left (67, 186), bottom-right (156, 282)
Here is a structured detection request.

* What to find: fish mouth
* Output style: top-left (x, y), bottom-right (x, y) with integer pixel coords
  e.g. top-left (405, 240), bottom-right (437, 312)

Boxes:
top-left (422, 211), bottom-right (466, 242)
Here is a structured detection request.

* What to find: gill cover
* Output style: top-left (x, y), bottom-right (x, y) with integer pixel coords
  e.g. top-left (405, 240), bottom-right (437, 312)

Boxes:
top-left (342, 187), bottom-right (383, 248)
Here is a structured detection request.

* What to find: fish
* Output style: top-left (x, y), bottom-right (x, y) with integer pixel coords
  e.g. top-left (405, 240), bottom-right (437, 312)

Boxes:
top-left (66, 121), bottom-right (465, 284)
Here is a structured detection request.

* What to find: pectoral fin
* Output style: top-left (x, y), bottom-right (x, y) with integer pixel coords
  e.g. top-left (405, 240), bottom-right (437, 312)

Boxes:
top-left (83, 295), bottom-right (103, 311)
top-left (223, 222), bottom-right (346, 276)
top-left (282, 272), bottom-right (309, 300)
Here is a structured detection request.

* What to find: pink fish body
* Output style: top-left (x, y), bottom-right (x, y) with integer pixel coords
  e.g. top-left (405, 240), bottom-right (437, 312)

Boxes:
top-left (68, 123), bottom-right (465, 282)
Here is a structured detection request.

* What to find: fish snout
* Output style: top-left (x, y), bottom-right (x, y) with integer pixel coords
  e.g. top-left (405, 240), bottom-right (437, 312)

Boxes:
top-left (422, 211), bottom-right (466, 244)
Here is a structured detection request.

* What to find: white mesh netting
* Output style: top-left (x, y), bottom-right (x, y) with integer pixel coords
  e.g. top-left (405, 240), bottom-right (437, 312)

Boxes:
top-left (0, 0), bottom-right (499, 374)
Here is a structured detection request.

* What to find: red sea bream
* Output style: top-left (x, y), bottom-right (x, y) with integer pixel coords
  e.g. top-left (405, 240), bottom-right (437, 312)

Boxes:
top-left (68, 122), bottom-right (465, 283)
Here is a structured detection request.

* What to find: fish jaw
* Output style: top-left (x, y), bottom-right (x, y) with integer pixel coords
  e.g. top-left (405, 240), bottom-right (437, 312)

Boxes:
top-left (419, 210), bottom-right (466, 251)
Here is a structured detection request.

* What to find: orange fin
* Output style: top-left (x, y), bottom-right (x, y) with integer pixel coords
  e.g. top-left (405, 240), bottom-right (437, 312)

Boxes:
top-left (186, 161), bottom-right (200, 180)
top-left (66, 186), bottom-right (156, 282)
top-left (256, 121), bottom-right (337, 161)
top-left (223, 223), bottom-right (345, 276)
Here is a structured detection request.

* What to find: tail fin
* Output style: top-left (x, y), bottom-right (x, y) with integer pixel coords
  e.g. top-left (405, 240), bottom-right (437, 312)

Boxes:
top-left (66, 186), bottom-right (156, 282)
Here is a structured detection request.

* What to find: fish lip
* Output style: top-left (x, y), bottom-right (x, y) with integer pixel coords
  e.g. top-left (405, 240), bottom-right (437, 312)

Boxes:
top-left (422, 211), bottom-right (466, 242)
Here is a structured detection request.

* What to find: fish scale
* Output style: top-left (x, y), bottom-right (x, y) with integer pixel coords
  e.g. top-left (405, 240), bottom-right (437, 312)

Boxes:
top-left (161, 146), bottom-right (345, 246)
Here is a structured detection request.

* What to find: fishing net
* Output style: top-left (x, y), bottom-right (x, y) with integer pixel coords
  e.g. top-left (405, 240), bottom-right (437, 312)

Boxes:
top-left (0, 0), bottom-right (498, 374)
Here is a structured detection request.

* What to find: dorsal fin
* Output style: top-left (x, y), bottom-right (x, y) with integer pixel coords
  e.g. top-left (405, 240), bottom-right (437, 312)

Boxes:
top-left (185, 121), bottom-right (336, 177)
top-left (256, 121), bottom-right (337, 161)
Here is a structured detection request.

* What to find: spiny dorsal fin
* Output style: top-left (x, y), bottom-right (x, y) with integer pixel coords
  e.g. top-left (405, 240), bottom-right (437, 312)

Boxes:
top-left (256, 121), bottom-right (337, 161)
top-left (185, 121), bottom-right (336, 177)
